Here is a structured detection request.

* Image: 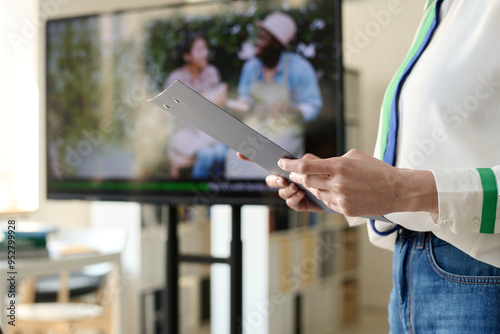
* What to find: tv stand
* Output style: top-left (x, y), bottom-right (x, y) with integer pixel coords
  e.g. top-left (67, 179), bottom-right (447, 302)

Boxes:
top-left (165, 204), bottom-right (243, 334)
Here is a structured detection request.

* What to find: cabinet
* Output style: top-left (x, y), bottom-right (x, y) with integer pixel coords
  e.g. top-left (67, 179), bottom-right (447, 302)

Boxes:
top-left (212, 205), bottom-right (360, 334)
top-left (264, 212), bottom-right (360, 334)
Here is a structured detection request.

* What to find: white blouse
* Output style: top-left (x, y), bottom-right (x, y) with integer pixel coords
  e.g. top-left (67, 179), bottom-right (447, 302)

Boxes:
top-left (366, 0), bottom-right (500, 268)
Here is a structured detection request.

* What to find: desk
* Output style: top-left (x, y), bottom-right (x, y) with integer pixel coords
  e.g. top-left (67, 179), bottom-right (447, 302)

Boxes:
top-left (0, 251), bottom-right (122, 333)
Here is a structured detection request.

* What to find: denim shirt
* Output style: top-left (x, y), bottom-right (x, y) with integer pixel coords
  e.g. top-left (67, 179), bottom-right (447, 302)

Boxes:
top-left (236, 51), bottom-right (322, 122)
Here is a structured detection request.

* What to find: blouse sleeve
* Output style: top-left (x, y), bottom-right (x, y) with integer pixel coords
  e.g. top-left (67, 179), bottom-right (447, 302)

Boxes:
top-left (431, 166), bottom-right (500, 234)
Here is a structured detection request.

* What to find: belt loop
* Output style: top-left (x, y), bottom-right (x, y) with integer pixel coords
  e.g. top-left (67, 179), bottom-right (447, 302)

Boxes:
top-left (416, 232), bottom-right (426, 249)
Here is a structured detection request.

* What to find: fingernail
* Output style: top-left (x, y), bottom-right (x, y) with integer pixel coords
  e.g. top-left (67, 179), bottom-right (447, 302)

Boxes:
top-left (289, 172), bottom-right (296, 181)
top-left (277, 178), bottom-right (284, 187)
top-left (277, 160), bottom-right (283, 168)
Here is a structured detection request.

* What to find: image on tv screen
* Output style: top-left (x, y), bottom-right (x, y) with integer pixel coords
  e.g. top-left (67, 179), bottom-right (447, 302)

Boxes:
top-left (46, 0), bottom-right (343, 205)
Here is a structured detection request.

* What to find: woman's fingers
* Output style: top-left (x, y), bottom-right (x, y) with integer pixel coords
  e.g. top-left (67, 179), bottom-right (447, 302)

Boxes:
top-left (266, 175), bottom-right (300, 199)
top-left (266, 174), bottom-right (323, 212)
top-left (285, 188), bottom-right (307, 207)
top-left (278, 156), bottom-right (333, 174)
top-left (289, 173), bottom-right (331, 190)
top-left (243, 154), bottom-right (328, 213)
top-left (278, 182), bottom-right (299, 199)
top-left (265, 174), bottom-right (288, 188)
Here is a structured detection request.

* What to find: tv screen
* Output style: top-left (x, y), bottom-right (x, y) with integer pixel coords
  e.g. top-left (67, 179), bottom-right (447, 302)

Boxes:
top-left (45, 0), bottom-right (344, 206)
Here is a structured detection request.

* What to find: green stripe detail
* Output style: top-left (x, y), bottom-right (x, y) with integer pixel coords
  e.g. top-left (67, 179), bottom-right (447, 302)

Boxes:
top-left (379, 1), bottom-right (438, 159)
top-left (477, 168), bottom-right (498, 234)
top-left (425, 0), bottom-right (436, 11)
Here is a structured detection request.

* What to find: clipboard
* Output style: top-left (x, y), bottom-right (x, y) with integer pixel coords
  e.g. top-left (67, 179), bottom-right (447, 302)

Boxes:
top-left (149, 80), bottom-right (392, 222)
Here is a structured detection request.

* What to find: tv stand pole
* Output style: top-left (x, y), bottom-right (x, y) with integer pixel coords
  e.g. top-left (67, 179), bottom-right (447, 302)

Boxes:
top-left (165, 204), bottom-right (179, 334)
top-left (164, 204), bottom-right (243, 334)
top-left (230, 204), bottom-right (243, 334)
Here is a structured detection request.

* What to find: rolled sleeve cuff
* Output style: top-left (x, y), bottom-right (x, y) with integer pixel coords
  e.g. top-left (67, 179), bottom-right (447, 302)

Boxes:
top-left (431, 168), bottom-right (499, 234)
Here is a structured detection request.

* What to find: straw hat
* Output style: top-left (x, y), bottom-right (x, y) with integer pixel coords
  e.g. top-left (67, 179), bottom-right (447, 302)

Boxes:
top-left (256, 11), bottom-right (297, 50)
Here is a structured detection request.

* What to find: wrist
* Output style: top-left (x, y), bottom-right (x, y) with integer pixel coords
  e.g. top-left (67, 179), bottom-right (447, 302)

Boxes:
top-left (395, 169), bottom-right (438, 214)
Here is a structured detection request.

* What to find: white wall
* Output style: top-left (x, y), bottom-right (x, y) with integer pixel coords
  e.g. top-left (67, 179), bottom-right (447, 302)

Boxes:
top-left (342, 0), bottom-right (425, 308)
top-left (0, 1), bottom-right (40, 220)
top-left (4, 0), bottom-right (180, 227)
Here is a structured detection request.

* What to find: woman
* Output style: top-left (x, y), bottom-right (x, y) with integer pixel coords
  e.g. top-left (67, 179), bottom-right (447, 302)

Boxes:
top-left (164, 32), bottom-right (227, 179)
top-left (260, 1), bottom-right (500, 332)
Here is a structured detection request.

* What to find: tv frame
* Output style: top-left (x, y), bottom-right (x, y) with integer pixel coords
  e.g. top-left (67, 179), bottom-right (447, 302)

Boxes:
top-left (44, 0), bottom-right (345, 207)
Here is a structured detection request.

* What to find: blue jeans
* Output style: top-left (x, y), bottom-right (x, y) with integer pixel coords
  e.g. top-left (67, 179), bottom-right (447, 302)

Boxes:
top-left (389, 229), bottom-right (500, 333)
top-left (192, 143), bottom-right (226, 179)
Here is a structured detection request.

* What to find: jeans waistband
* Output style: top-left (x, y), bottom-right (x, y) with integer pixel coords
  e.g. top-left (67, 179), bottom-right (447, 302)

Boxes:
top-left (398, 228), bottom-right (430, 249)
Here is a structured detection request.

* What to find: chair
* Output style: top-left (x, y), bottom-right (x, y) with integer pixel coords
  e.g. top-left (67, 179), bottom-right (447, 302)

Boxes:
top-left (9, 228), bottom-right (126, 334)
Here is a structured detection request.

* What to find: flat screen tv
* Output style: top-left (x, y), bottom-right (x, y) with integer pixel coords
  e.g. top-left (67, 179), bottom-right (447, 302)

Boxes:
top-left (45, 0), bottom-right (344, 206)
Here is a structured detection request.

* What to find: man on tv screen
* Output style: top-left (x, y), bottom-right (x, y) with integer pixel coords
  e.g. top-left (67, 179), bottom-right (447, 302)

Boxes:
top-left (226, 11), bottom-right (323, 179)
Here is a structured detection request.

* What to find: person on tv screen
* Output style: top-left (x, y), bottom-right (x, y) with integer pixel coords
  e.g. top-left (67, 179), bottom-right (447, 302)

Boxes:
top-left (260, 1), bottom-right (500, 332)
top-left (164, 32), bottom-right (228, 180)
top-left (226, 11), bottom-right (322, 179)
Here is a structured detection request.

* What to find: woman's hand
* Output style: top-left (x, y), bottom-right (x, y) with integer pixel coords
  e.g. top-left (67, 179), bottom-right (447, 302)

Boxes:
top-left (237, 152), bottom-right (322, 212)
top-left (275, 149), bottom-right (438, 217)
top-left (266, 153), bottom-right (324, 212)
